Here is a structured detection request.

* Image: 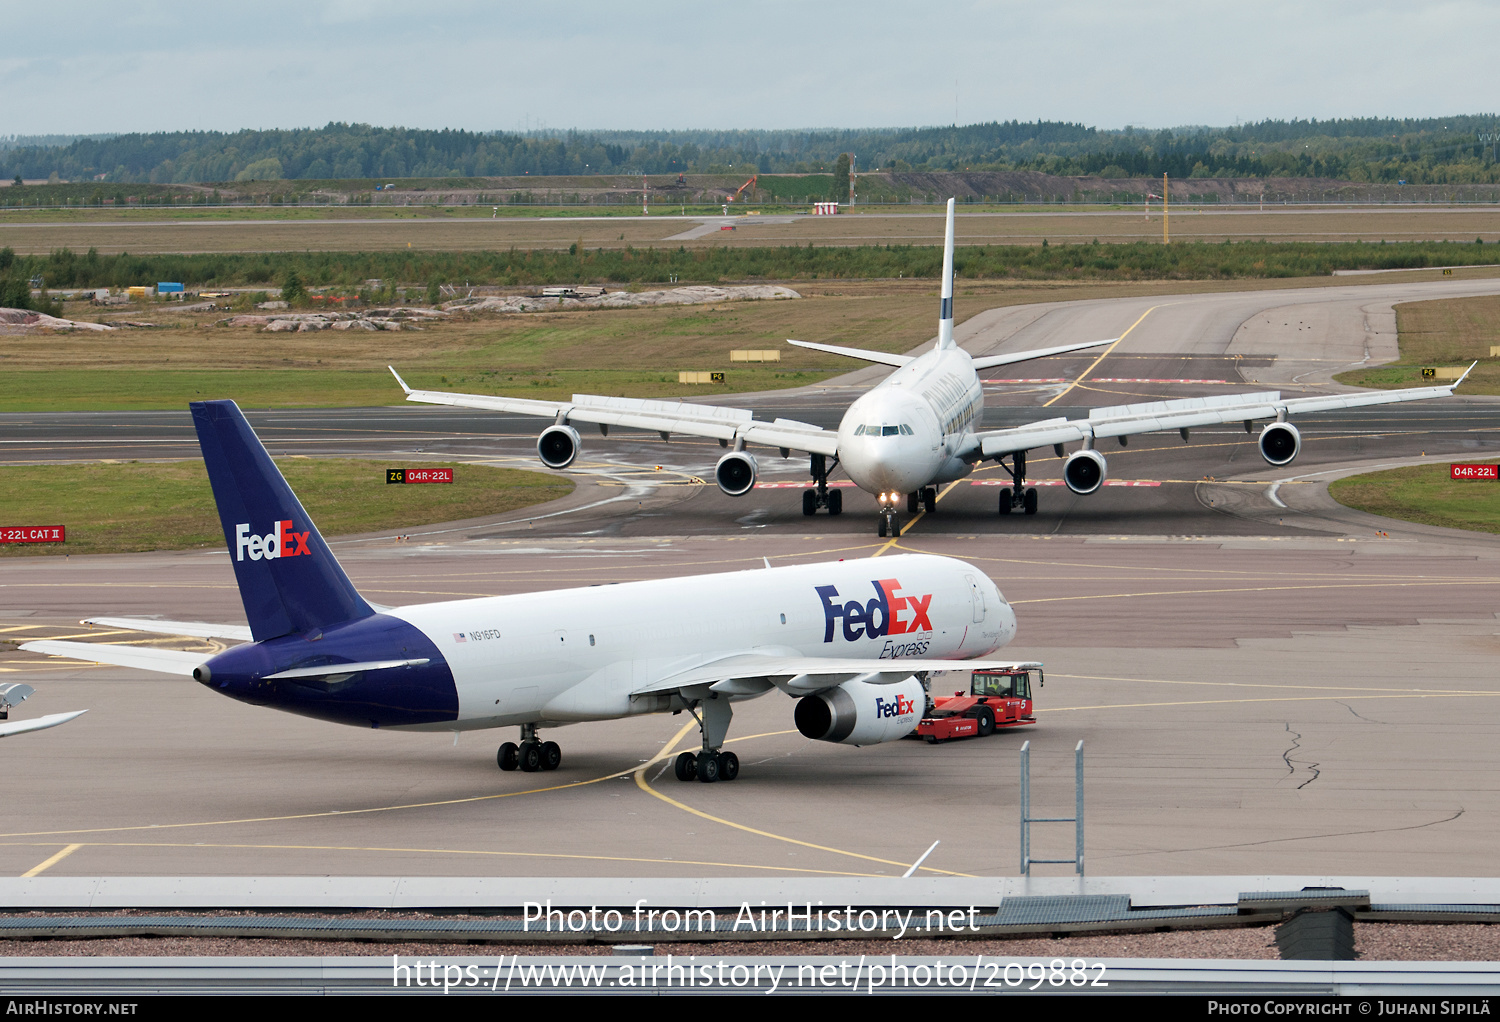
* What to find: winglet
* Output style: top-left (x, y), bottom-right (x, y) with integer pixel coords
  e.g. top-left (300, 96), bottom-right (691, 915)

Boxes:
top-left (1454, 361), bottom-right (1479, 387)
top-left (938, 197), bottom-right (956, 350)
top-left (388, 366), bottom-right (412, 394)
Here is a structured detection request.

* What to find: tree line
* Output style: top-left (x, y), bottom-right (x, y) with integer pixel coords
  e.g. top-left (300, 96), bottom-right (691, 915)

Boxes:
top-left (5, 116), bottom-right (1500, 185)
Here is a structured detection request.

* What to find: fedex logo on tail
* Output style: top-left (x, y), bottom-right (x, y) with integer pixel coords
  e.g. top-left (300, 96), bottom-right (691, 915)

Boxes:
top-left (235, 521), bottom-right (311, 562)
top-left (816, 578), bottom-right (933, 643)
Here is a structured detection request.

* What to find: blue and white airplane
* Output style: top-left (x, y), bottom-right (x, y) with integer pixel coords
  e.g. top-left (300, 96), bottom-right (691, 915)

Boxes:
top-left (23, 401), bottom-right (1028, 782)
top-left (394, 198), bottom-right (1473, 537)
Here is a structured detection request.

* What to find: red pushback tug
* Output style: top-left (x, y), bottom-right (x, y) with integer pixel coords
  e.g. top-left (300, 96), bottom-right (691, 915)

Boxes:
top-left (912, 663), bottom-right (1042, 742)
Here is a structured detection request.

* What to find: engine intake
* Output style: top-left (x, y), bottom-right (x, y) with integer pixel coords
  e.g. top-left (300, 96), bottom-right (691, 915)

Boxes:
top-left (537, 424), bottom-right (581, 469)
top-left (1258, 422), bottom-right (1301, 466)
top-left (1062, 449), bottom-right (1108, 495)
top-left (714, 451), bottom-right (758, 496)
top-left (794, 676), bottom-right (925, 746)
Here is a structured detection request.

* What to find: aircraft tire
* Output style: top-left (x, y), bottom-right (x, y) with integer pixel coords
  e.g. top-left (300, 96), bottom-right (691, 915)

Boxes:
top-left (696, 752), bottom-right (720, 783)
top-left (924, 487), bottom-right (936, 513)
top-left (998, 487), bottom-right (1012, 514)
top-left (878, 516), bottom-right (888, 537)
top-left (802, 489), bottom-right (817, 516)
top-left (907, 492), bottom-right (919, 514)
top-left (1023, 487), bottom-right (1038, 515)
top-left (828, 489), bottom-right (842, 515)
top-left (518, 742), bottom-right (542, 772)
top-left (497, 742), bottom-right (519, 771)
top-left (540, 741), bottom-right (562, 770)
top-left (717, 751), bottom-right (740, 781)
top-left (674, 751), bottom-right (698, 782)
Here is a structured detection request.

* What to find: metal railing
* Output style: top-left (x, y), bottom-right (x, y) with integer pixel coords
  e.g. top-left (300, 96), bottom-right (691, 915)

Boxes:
top-left (1020, 739), bottom-right (1084, 876)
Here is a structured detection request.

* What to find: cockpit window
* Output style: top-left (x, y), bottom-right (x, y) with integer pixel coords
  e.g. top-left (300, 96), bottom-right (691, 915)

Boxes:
top-left (882, 425), bottom-right (901, 436)
top-left (900, 424), bottom-right (913, 435)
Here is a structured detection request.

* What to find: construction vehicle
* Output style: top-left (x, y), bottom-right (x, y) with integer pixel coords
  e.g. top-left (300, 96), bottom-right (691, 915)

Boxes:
top-left (727, 174), bottom-right (757, 203)
top-left (911, 663), bottom-right (1042, 743)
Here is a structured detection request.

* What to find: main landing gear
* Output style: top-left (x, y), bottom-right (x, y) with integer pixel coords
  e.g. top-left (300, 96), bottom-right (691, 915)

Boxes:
top-left (497, 723), bottom-right (562, 773)
top-left (906, 487), bottom-right (937, 515)
top-left (995, 449), bottom-right (1038, 516)
top-left (672, 692), bottom-right (740, 783)
top-left (801, 453), bottom-right (844, 517)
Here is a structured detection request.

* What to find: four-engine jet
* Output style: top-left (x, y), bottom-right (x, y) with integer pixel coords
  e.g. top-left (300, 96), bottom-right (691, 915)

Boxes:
top-left (23, 400), bottom-right (1027, 782)
top-left (392, 199), bottom-right (1473, 536)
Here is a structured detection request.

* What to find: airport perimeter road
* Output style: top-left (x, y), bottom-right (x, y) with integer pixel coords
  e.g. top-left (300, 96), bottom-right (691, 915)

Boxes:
top-left (7, 205), bottom-right (1500, 253)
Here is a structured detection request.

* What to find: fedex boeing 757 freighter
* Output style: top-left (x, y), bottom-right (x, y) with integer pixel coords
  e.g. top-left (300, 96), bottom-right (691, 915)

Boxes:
top-left (23, 401), bottom-right (1028, 783)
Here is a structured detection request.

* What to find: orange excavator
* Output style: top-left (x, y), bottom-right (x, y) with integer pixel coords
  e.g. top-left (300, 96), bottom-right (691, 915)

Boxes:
top-left (727, 174), bottom-right (757, 202)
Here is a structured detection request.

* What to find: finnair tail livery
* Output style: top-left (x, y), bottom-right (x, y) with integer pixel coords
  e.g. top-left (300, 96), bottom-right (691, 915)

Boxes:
top-left (24, 401), bottom-right (1024, 783)
top-left (394, 198), bottom-right (1472, 536)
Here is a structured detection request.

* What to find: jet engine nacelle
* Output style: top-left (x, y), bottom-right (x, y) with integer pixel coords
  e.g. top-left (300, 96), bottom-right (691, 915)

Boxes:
top-left (714, 450), bottom-right (758, 496)
top-left (1258, 422), bottom-right (1301, 466)
top-left (794, 676), bottom-right (925, 746)
top-left (537, 424), bottom-right (581, 469)
top-left (1062, 449), bottom-right (1108, 495)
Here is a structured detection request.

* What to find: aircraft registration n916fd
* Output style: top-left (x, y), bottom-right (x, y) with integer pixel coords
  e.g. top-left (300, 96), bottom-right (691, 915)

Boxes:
top-left (392, 199), bottom-right (1474, 537)
top-left (22, 401), bottom-right (1025, 783)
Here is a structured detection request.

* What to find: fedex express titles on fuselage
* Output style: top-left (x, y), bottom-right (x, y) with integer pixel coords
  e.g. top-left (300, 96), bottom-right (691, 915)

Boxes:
top-left (381, 557), bottom-right (1012, 730)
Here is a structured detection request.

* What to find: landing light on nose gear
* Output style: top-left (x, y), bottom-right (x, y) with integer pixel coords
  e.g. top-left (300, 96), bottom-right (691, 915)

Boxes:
top-left (877, 492), bottom-right (901, 537)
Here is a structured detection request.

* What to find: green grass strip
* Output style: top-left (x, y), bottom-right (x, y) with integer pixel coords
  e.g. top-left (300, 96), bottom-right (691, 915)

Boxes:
top-left (0, 459), bottom-right (572, 557)
top-left (1329, 461), bottom-right (1500, 535)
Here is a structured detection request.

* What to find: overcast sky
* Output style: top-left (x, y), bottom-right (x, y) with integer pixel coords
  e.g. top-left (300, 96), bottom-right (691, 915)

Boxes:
top-left (6, 1), bottom-right (1498, 137)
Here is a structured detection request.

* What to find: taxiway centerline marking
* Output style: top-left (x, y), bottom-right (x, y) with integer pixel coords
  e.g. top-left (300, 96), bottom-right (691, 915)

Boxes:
top-left (633, 722), bottom-right (970, 877)
top-left (1044, 304), bottom-right (1163, 407)
top-left (21, 843), bottom-right (81, 877)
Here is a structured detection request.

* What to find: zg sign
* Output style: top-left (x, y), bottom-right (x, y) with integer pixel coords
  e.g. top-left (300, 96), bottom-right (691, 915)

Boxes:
top-left (387, 468), bottom-right (454, 484)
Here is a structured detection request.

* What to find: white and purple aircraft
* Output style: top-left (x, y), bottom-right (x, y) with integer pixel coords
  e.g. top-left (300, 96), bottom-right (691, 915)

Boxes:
top-left (393, 199), bottom-right (1473, 537)
top-left (23, 401), bottom-right (1027, 782)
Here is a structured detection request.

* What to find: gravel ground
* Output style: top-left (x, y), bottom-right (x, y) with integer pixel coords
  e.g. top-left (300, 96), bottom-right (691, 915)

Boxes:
top-left (0, 924), bottom-right (1493, 960)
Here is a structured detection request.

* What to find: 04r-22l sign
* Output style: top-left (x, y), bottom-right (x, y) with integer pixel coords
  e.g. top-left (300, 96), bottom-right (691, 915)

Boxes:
top-left (387, 468), bottom-right (454, 484)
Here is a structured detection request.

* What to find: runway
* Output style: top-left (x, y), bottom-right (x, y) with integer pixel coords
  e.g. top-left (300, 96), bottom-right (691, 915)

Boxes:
top-left (1, 276), bottom-right (1497, 882)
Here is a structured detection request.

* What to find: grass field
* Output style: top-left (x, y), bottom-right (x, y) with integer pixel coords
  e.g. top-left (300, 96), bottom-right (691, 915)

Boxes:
top-left (1334, 293), bottom-right (1500, 394)
top-left (0, 459), bottom-right (573, 556)
top-left (7, 272), bottom-right (1500, 411)
top-left (1329, 462), bottom-right (1500, 535)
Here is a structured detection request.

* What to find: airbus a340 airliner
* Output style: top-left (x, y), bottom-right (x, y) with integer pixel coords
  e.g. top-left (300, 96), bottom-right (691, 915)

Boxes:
top-left (393, 199), bottom-right (1473, 537)
top-left (23, 401), bottom-right (1028, 783)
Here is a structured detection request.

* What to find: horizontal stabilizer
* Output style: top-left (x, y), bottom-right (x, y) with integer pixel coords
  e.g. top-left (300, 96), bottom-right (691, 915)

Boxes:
top-left (0, 710), bottom-right (87, 738)
top-left (82, 618), bottom-right (252, 642)
top-left (971, 338), bottom-right (1116, 372)
top-left (786, 339), bottom-right (915, 368)
top-left (20, 641), bottom-right (205, 677)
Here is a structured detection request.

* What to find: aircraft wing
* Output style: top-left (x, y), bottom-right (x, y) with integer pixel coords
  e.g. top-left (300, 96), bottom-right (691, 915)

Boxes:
top-left (0, 710), bottom-right (87, 738)
top-left (969, 338), bottom-right (1116, 372)
top-left (977, 370), bottom-right (1474, 460)
top-left (633, 652), bottom-right (1042, 697)
top-left (391, 367), bottom-right (840, 458)
top-left (19, 641), bottom-right (206, 677)
top-left (82, 617), bottom-right (253, 642)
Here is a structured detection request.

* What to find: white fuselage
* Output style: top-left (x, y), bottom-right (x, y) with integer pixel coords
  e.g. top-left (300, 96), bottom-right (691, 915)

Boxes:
top-left (386, 553), bottom-right (1013, 731)
top-left (836, 347), bottom-right (983, 496)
